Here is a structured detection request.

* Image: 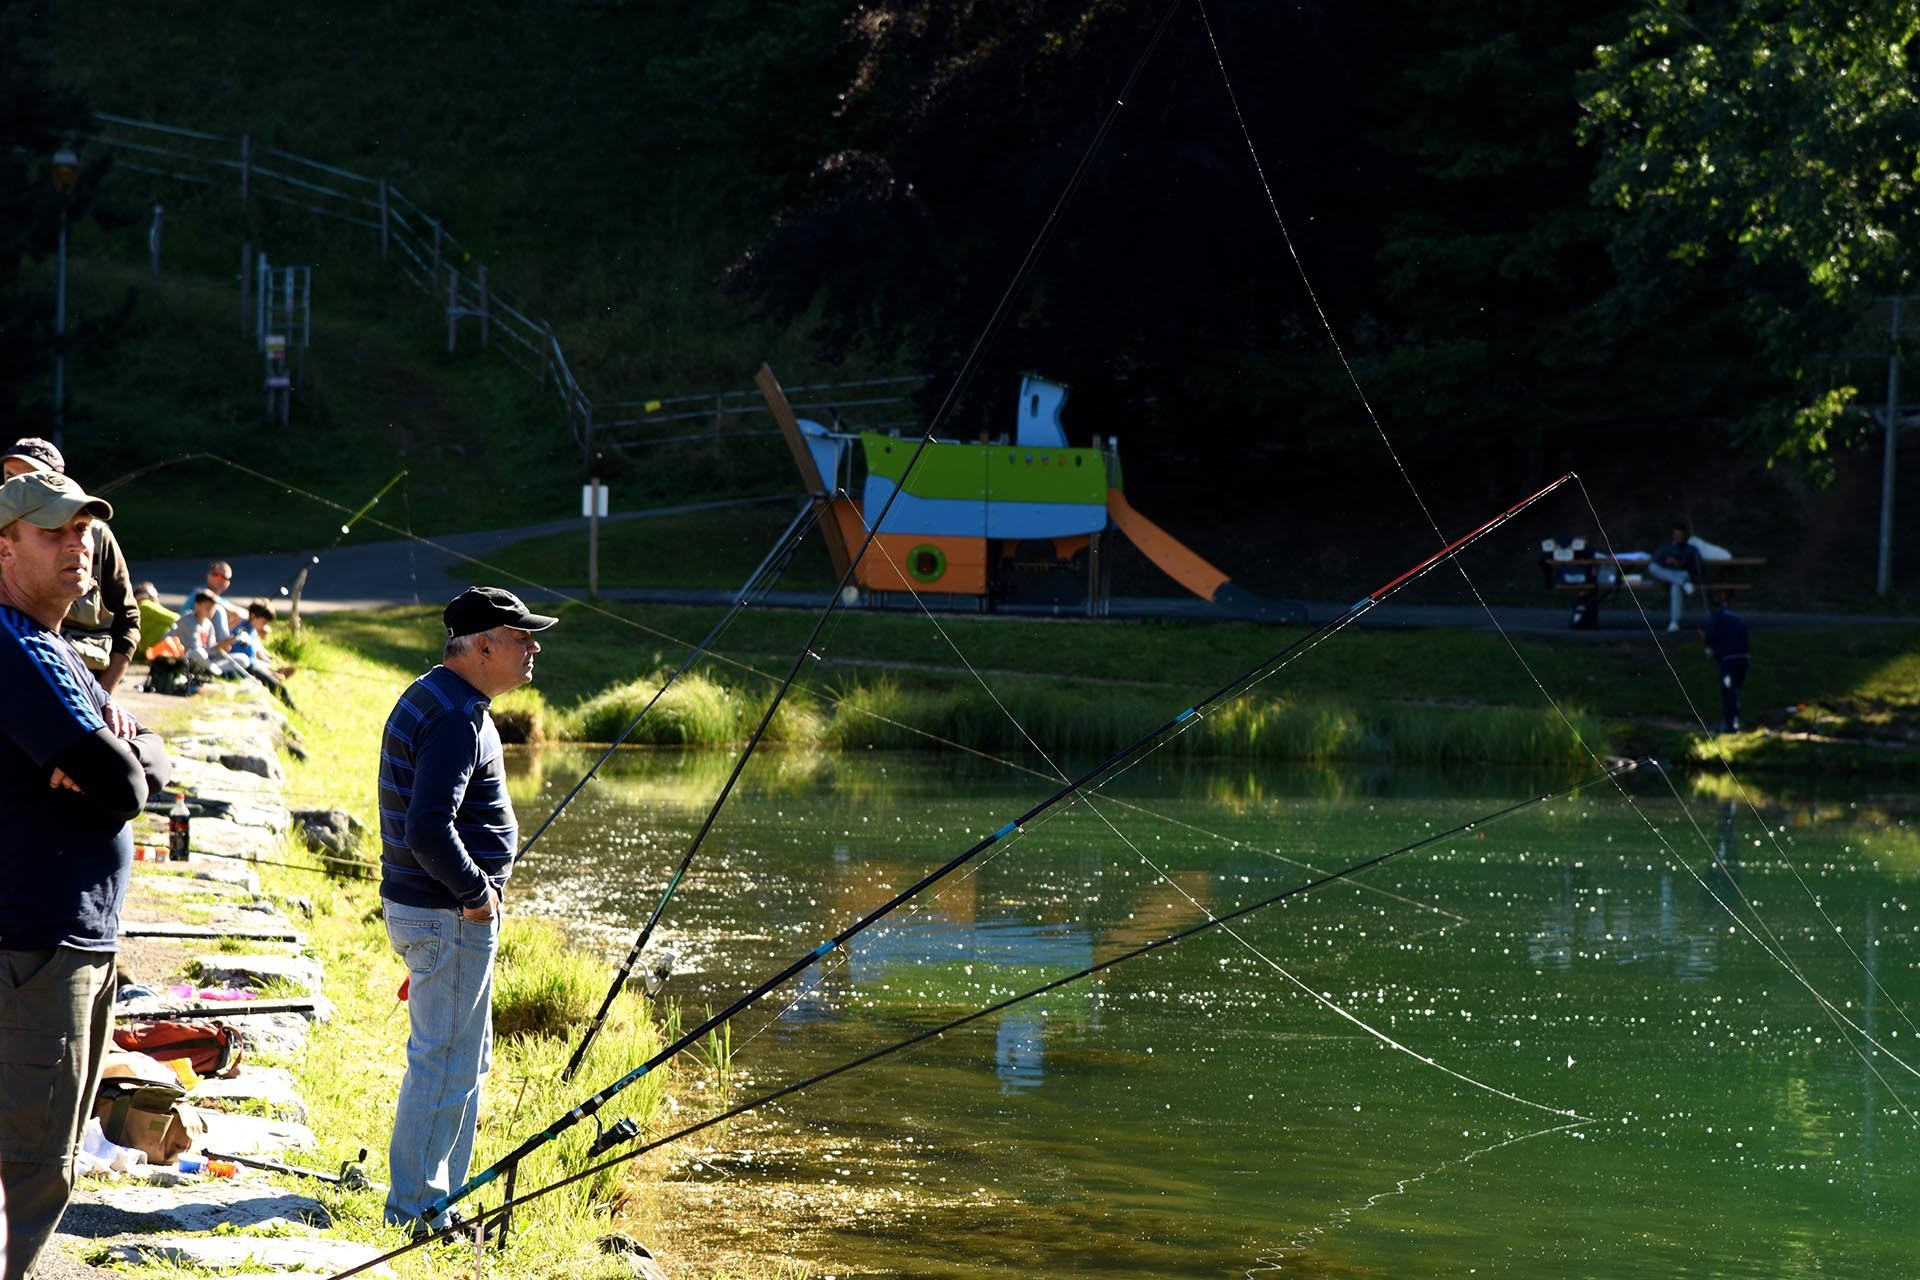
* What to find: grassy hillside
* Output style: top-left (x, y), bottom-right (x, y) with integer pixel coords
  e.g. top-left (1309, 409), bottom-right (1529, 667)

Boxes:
top-left (29, 1), bottom-right (1920, 613)
top-left (36, 0), bottom-right (871, 558)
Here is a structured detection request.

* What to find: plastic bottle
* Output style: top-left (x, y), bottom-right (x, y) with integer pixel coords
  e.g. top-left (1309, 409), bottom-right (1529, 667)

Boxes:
top-left (168, 794), bottom-right (191, 862)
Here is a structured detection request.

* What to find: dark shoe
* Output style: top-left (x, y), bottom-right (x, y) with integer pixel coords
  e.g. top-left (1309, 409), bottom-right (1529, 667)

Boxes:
top-left (404, 1209), bottom-right (491, 1243)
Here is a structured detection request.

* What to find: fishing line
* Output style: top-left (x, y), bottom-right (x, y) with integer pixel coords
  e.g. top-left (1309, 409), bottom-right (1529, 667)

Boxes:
top-left (1572, 480), bottom-right (1920, 1045)
top-left (424, 476), bottom-right (1573, 1225)
top-left (184, 845), bottom-right (372, 879)
top-left (547, 0), bottom-right (1187, 1089)
top-left (322, 765), bottom-right (1624, 1280)
top-left (861, 542), bottom-right (1580, 1120)
top-left (1246, 1118), bottom-right (1587, 1277)
top-left (551, 512), bottom-right (830, 1084)
top-left (837, 535), bottom-right (1467, 957)
top-left (110, 449), bottom-right (1333, 919)
top-left (1194, 1), bottom-right (1918, 1111)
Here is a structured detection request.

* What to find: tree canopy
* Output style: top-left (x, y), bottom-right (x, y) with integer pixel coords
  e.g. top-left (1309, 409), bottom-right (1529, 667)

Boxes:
top-left (1580, 0), bottom-right (1920, 463)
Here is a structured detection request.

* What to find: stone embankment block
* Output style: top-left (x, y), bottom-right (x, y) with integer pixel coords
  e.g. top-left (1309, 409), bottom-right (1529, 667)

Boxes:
top-left (55, 678), bottom-right (364, 1278)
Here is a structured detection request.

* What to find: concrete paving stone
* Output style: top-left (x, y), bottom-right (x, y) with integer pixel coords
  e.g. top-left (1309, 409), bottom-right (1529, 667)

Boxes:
top-left (100, 1233), bottom-right (394, 1276)
top-left (198, 1108), bottom-right (318, 1155)
top-left (192, 861), bottom-right (267, 887)
top-left (227, 1010), bottom-right (321, 1058)
top-left (189, 1066), bottom-right (307, 1124)
top-left (68, 1182), bottom-right (330, 1236)
top-left (168, 751), bottom-right (276, 793)
top-left (190, 816), bottom-right (286, 858)
top-left (136, 873), bottom-right (255, 901)
top-left (191, 953), bottom-right (324, 994)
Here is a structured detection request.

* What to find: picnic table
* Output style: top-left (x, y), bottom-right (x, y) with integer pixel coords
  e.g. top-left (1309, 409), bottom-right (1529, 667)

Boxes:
top-left (1540, 550), bottom-right (1766, 627)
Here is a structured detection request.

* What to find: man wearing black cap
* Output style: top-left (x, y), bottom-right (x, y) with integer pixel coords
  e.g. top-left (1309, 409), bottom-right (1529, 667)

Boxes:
top-left (3, 437), bottom-right (141, 693)
top-left (375, 586), bottom-right (556, 1235)
top-left (0, 471), bottom-right (172, 1278)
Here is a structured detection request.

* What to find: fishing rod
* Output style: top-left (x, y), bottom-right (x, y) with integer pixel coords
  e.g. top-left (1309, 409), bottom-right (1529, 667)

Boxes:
top-left (546, 0), bottom-right (1190, 1088)
top-left (422, 472), bottom-right (1573, 1227)
top-left (95, 453), bottom-right (405, 602)
top-left (538, 504), bottom-right (827, 1083)
top-left (264, 468), bottom-right (407, 601)
top-left (329, 755), bottom-right (1632, 1277)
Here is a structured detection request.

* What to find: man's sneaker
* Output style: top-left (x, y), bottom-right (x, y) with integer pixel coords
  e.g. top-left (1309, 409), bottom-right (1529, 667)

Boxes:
top-left (1666, 622), bottom-right (1680, 632)
top-left (1682, 580), bottom-right (1696, 596)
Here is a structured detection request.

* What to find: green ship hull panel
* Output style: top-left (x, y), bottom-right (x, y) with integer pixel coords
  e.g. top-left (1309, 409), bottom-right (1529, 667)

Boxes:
top-left (862, 434), bottom-right (1110, 505)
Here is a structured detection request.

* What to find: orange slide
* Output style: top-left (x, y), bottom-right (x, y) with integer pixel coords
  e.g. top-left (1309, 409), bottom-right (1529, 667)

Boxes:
top-left (1105, 488), bottom-right (1304, 623)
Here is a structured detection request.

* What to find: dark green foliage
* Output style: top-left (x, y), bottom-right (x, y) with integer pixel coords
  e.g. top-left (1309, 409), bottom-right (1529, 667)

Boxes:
top-left (1579, 0), bottom-right (1920, 466)
top-left (0, 1), bottom-right (122, 431)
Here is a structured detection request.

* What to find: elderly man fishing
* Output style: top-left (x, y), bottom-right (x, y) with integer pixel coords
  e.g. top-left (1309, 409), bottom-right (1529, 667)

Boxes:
top-left (0, 470), bottom-right (171, 1279)
top-left (377, 586), bottom-right (555, 1237)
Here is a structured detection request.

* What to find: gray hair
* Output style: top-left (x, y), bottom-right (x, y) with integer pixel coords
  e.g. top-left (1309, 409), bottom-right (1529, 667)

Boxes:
top-left (445, 630), bottom-right (482, 659)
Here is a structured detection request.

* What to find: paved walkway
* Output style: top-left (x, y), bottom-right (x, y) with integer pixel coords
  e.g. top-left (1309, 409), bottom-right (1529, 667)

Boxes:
top-left (137, 504), bottom-right (1916, 637)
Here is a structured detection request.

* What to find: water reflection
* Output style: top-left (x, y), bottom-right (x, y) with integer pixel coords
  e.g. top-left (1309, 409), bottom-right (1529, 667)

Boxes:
top-left (507, 748), bottom-right (1919, 1279)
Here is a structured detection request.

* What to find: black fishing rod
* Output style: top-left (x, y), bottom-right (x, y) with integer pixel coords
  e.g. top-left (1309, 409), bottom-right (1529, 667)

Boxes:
top-left (543, 503), bottom-right (827, 1083)
top-left (421, 473), bottom-right (1574, 1227)
top-left (327, 754), bottom-right (1632, 1278)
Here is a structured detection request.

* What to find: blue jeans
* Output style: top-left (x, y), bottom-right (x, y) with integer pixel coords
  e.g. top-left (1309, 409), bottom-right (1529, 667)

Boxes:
top-left (382, 900), bottom-right (498, 1225)
top-left (1645, 562), bottom-right (1692, 625)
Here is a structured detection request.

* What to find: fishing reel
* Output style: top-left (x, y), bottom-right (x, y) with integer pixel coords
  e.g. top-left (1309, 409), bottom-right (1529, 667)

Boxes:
top-left (640, 947), bottom-right (678, 999)
top-left (588, 1114), bottom-right (640, 1158)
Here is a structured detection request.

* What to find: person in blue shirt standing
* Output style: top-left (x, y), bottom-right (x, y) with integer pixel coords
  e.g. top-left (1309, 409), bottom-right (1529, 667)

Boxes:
top-left (0, 471), bottom-right (171, 1279)
top-left (1703, 595), bottom-right (1750, 733)
top-left (377, 586), bottom-right (556, 1236)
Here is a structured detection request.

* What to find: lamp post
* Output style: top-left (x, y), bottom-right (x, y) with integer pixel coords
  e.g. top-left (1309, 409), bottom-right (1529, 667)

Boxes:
top-left (50, 141), bottom-right (79, 451)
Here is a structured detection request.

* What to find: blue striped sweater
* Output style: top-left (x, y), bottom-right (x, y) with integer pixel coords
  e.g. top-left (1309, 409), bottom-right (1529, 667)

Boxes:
top-left (377, 665), bottom-right (516, 910)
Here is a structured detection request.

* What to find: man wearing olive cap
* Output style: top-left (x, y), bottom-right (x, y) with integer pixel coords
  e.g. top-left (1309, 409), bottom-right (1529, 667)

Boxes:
top-left (376, 586), bottom-right (556, 1234)
top-left (3, 437), bottom-right (141, 693)
top-left (0, 471), bottom-right (172, 1278)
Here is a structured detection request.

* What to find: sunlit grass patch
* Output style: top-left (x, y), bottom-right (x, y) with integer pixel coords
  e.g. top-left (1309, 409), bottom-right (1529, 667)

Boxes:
top-left (494, 917), bottom-right (616, 1040)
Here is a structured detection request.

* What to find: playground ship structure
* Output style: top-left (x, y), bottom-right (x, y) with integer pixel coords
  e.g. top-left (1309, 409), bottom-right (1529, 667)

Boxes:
top-left (756, 365), bottom-right (1304, 623)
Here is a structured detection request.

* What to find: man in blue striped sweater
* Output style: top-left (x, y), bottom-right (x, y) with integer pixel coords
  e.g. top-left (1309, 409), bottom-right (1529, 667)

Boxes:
top-left (378, 586), bottom-right (555, 1235)
top-left (0, 471), bottom-right (171, 1279)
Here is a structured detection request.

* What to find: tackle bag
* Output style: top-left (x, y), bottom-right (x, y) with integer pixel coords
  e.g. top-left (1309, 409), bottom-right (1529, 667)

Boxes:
top-left (143, 655), bottom-right (197, 696)
top-left (93, 1050), bottom-right (207, 1165)
top-left (112, 1018), bottom-right (244, 1078)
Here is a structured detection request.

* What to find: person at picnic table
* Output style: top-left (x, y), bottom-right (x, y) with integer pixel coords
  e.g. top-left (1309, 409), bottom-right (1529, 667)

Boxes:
top-left (1646, 521), bottom-right (1707, 632)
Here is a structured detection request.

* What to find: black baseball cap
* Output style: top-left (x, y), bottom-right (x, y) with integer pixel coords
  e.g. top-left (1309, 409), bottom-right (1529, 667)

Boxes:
top-left (444, 586), bottom-right (558, 639)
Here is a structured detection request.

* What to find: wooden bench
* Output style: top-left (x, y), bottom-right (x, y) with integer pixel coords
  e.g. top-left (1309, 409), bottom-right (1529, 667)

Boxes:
top-left (1545, 557), bottom-right (1765, 591)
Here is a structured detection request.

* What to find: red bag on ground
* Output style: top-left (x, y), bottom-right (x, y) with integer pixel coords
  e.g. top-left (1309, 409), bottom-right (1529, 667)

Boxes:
top-left (112, 1020), bottom-right (244, 1078)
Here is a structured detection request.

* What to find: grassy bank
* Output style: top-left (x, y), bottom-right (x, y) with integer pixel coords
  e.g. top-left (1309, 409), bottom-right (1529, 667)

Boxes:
top-left (291, 604), bottom-right (1918, 775)
top-left (151, 625), bottom-right (783, 1277)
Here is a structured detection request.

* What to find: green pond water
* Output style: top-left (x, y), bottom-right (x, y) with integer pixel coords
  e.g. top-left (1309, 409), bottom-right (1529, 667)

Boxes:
top-left (505, 748), bottom-right (1918, 1278)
